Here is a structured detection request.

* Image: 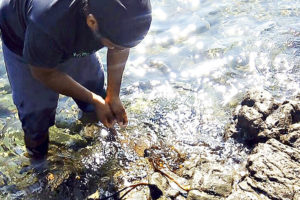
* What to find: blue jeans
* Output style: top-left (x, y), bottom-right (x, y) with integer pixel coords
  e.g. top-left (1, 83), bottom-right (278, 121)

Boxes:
top-left (2, 43), bottom-right (105, 143)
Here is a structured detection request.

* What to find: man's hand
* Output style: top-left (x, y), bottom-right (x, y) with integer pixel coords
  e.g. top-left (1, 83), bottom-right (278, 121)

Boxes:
top-left (92, 94), bottom-right (116, 128)
top-left (106, 97), bottom-right (128, 127)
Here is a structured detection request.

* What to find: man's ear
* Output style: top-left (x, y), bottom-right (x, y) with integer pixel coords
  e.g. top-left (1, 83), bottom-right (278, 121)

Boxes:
top-left (86, 14), bottom-right (98, 31)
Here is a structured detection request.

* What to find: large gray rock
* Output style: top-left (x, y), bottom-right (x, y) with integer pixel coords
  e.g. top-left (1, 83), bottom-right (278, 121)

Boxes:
top-left (225, 90), bottom-right (300, 144)
top-left (230, 139), bottom-right (300, 200)
top-left (226, 90), bottom-right (300, 200)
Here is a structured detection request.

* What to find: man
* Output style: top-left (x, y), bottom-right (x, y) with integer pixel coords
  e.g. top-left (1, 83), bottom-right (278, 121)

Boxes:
top-left (0, 0), bottom-right (152, 159)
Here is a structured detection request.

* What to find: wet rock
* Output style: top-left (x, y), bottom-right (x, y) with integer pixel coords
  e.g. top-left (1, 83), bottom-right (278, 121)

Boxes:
top-left (123, 188), bottom-right (149, 200)
top-left (190, 169), bottom-right (203, 189)
top-left (177, 154), bottom-right (202, 179)
top-left (265, 102), bottom-right (294, 134)
top-left (241, 89), bottom-right (276, 117)
top-left (80, 124), bottom-right (100, 141)
top-left (280, 123), bottom-right (300, 148)
top-left (226, 90), bottom-right (300, 144)
top-left (87, 190), bottom-right (100, 199)
top-left (149, 60), bottom-right (171, 75)
top-left (294, 192), bottom-right (300, 200)
top-left (175, 195), bottom-right (187, 200)
top-left (49, 126), bottom-right (87, 149)
top-left (131, 137), bottom-right (152, 157)
top-left (245, 139), bottom-right (300, 200)
top-left (187, 159), bottom-right (235, 198)
top-left (290, 100), bottom-right (300, 123)
top-left (237, 105), bottom-right (266, 140)
top-left (165, 188), bottom-right (180, 198)
top-left (160, 168), bottom-right (190, 191)
top-left (227, 180), bottom-right (268, 200)
top-left (201, 168), bottom-right (234, 197)
top-left (187, 190), bottom-right (219, 200)
top-left (280, 129), bottom-right (300, 148)
top-left (149, 172), bottom-right (168, 192)
top-left (226, 90), bottom-right (300, 199)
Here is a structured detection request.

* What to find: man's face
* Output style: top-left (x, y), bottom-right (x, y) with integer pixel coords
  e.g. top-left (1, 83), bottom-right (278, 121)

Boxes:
top-left (87, 14), bottom-right (128, 51)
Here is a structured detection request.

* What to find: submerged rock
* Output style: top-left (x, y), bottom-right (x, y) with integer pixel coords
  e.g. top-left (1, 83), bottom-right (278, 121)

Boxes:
top-left (49, 126), bottom-right (87, 150)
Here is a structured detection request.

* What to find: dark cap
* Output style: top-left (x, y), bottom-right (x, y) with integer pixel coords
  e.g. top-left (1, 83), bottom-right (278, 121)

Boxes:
top-left (89, 0), bottom-right (152, 48)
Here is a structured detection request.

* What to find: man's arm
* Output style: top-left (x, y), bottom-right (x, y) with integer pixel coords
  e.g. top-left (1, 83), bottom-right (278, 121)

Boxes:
top-left (106, 48), bottom-right (130, 127)
top-left (30, 66), bottom-right (116, 128)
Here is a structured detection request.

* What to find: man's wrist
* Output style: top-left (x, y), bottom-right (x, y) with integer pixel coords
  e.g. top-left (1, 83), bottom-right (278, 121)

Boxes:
top-left (105, 92), bottom-right (120, 102)
top-left (90, 92), bottom-right (105, 105)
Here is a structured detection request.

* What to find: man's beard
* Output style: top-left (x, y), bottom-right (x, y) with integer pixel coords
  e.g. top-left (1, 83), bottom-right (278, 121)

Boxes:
top-left (92, 29), bottom-right (103, 43)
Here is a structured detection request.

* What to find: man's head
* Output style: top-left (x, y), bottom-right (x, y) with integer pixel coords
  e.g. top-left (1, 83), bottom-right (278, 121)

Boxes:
top-left (85, 0), bottom-right (152, 49)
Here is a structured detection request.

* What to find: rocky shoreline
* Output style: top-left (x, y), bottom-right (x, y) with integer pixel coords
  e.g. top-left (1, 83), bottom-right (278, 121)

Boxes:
top-left (98, 89), bottom-right (300, 200)
top-left (1, 89), bottom-right (299, 200)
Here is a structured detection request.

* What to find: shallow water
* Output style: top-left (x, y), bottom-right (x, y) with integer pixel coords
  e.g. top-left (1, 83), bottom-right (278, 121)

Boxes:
top-left (0, 0), bottom-right (299, 199)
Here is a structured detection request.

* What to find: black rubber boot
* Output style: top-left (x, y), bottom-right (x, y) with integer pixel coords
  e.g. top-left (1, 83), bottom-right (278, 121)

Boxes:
top-left (24, 132), bottom-right (49, 160)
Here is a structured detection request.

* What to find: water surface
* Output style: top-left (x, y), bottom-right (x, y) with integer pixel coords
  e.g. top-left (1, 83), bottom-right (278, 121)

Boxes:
top-left (0, 0), bottom-right (299, 199)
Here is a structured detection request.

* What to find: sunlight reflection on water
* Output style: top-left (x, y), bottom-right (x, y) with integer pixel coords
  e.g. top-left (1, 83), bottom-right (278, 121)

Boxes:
top-left (0, 0), bottom-right (299, 198)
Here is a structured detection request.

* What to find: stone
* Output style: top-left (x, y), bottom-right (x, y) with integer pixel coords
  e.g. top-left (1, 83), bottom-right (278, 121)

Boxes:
top-left (227, 183), bottom-right (269, 200)
top-left (241, 89), bottom-right (276, 117)
top-left (201, 169), bottom-right (233, 197)
top-left (187, 190), bottom-right (219, 200)
top-left (149, 172), bottom-right (169, 192)
top-left (245, 139), bottom-right (300, 200)
top-left (241, 90), bottom-right (277, 116)
top-left (49, 126), bottom-right (87, 149)
top-left (132, 137), bottom-right (152, 157)
top-left (190, 169), bottom-right (203, 189)
top-left (165, 188), bottom-right (180, 198)
top-left (237, 106), bottom-right (266, 139)
top-left (280, 125), bottom-right (300, 148)
top-left (293, 192), bottom-right (300, 200)
top-left (224, 90), bottom-right (300, 199)
top-left (124, 188), bottom-right (149, 200)
top-left (175, 195), bottom-right (187, 200)
top-left (161, 168), bottom-right (191, 191)
top-left (265, 102), bottom-right (294, 133)
top-left (227, 90), bottom-right (300, 144)
top-left (290, 101), bottom-right (300, 123)
top-left (80, 124), bottom-right (100, 141)
top-left (87, 190), bottom-right (100, 200)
